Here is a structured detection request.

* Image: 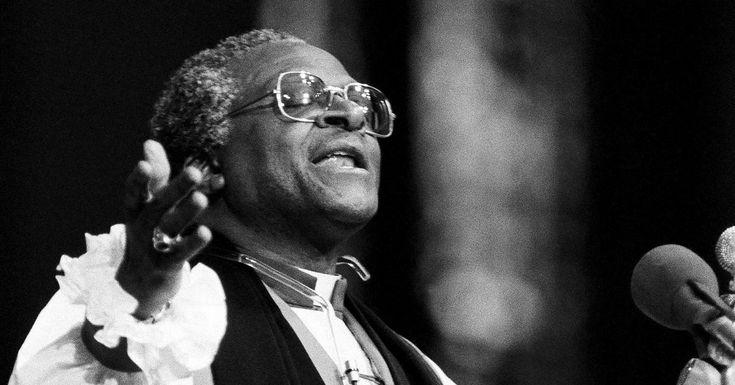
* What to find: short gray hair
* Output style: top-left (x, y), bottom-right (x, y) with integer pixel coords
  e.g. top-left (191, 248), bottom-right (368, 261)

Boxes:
top-left (150, 29), bottom-right (304, 171)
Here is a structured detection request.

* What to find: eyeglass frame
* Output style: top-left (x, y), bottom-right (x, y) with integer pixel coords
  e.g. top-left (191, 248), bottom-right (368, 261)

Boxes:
top-left (227, 71), bottom-right (395, 138)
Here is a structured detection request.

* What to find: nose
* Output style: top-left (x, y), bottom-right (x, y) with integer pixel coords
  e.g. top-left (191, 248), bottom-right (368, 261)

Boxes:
top-left (314, 94), bottom-right (366, 133)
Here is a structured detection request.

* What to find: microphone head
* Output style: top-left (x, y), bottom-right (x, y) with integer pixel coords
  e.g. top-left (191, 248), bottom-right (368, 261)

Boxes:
top-left (631, 244), bottom-right (719, 330)
top-left (715, 226), bottom-right (735, 275)
top-left (721, 293), bottom-right (735, 308)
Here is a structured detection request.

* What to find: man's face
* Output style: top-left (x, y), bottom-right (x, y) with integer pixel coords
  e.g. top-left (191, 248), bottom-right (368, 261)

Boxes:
top-left (217, 42), bottom-right (381, 245)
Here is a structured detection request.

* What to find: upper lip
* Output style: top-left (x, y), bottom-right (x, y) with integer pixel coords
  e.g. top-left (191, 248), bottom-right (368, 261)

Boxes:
top-left (311, 141), bottom-right (368, 169)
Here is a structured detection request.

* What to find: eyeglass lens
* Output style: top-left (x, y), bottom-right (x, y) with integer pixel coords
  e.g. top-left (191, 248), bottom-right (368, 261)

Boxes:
top-left (278, 72), bottom-right (392, 136)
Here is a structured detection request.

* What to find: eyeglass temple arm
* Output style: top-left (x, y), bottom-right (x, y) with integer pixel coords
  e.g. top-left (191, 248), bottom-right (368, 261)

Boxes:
top-left (227, 90), bottom-right (277, 118)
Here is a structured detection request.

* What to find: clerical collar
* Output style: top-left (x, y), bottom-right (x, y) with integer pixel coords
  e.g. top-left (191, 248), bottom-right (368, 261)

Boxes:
top-left (299, 268), bottom-right (341, 302)
top-left (198, 233), bottom-right (371, 312)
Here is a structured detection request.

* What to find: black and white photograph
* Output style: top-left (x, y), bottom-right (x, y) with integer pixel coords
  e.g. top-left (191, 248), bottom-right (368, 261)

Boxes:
top-left (3, 1), bottom-right (735, 384)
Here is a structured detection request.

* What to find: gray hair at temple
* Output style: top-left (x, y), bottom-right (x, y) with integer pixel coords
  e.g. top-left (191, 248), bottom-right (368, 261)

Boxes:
top-left (150, 29), bottom-right (304, 172)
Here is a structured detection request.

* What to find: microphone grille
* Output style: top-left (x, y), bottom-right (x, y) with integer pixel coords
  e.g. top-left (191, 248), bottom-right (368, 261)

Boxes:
top-left (721, 293), bottom-right (735, 308)
top-left (716, 226), bottom-right (735, 275)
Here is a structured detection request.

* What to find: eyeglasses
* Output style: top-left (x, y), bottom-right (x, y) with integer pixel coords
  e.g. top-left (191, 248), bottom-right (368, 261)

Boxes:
top-left (228, 71), bottom-right (395, 138)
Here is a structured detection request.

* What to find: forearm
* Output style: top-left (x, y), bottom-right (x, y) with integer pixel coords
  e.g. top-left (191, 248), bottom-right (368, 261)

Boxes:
top-left (12, 225), bottom-right (227, 385)
top-left (9, 291), bottom-right (147, 385)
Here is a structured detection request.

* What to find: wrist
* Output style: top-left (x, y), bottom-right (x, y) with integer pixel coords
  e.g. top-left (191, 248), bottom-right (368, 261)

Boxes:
top-left (116, 260), bottom-right (185, 319)
top-left (81, 318), bottom-right (141, 372)
top-left (58, 224), bottom-right (227, 382)
top-left (133, 301), bottom-right (170, 322)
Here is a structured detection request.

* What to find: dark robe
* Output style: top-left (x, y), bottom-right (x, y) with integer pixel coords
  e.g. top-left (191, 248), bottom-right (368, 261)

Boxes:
top-left (197, 253), bottom-right (442, 385)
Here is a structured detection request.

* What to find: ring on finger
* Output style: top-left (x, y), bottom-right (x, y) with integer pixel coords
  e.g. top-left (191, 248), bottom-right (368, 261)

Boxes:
top-left (152, 226), bottom-right (182, 253)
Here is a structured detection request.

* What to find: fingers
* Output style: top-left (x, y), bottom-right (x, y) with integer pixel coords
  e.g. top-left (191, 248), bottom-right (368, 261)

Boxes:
top-left (208, 173), bottom-right (226, 192)
top-left (724, 366), bottom-right (735, 385)
top-left (123, 140), bottom-right (216, 261)
top-left (156, 225), bottom-right (212, 267)
top-left (124, 160), bottom-right (153, 213)
top-left (152, 166), bottom-right (203, 214)
top-left (150, 174), bottom-right (210, 265)
top-left (124, 140), bottom-right (172, 215)
top-left (158, 191), bottom-right (208, 236)
top-left (177, 225), bottom-right (212, 258)
top-left (702, 316), bottom-right (735, 366)
top-left (143, 140), bottom-right (170, 195)
top-left (705, 316), bottom-right (735, 345)
top-left (126, 141), bottom-right (209, 218)
top-left (676, 359), bottom-right (721, 385)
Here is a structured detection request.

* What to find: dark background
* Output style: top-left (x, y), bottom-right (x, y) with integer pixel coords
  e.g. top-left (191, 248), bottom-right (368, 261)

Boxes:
top-left (588, 1), bottom-right (735, 383)
top-left (3, 1), bottom-right (735, 384)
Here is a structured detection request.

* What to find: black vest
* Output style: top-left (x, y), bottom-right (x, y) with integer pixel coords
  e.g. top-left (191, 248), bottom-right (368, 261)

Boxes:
top-left (197, 255), bottom-right (442, 385)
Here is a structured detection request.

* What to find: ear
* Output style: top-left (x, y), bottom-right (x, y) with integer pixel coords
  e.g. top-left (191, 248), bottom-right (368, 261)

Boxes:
top-left (183, 156), bottom-right (225, 196)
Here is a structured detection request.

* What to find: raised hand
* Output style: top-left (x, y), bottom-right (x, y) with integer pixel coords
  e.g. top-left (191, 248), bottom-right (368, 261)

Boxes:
top-left (116, 140), bottom-right (217, 319)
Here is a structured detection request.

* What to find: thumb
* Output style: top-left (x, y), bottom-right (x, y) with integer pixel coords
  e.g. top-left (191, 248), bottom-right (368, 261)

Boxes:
top-left (143, 140), bottom-right (171, 195)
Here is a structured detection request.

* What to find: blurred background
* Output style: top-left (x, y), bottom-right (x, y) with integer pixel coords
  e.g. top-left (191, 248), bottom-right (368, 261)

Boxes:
top-left (2, 1), bottom-right (735, 384)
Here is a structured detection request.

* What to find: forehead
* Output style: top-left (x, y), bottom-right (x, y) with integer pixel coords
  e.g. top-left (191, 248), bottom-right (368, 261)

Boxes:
top-left (229, 42), bottom-right (355, 99)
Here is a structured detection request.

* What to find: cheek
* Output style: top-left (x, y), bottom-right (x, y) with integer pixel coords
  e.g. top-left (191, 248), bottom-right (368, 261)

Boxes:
top-left (224, 120), bottom-right (287, 175)
top-left (218, 133), bottom-right (262, 197)
top-left (253, 130), bottom-right (311, 195)
top-left (369, 141), bottom-right (382, 184)
top-left (221, 153), bottom-right (257, 204)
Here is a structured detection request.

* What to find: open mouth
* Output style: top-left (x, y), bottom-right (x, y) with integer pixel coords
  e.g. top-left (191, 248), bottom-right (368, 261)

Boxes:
top-left (312, 147), bottom-right (367, 169)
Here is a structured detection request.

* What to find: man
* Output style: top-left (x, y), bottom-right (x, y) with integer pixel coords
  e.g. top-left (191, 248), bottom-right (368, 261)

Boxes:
top-left (10, 29), bottom-right (455, 385)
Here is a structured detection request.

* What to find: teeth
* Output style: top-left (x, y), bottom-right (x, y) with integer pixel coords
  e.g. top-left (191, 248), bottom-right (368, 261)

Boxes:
top-left (319, 151), bottom-right (356, 168)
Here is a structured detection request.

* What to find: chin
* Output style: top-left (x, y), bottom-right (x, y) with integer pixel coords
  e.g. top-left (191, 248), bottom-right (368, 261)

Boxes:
top-left (300, 198), bottom-right (376, 251)
top-left (321, 193), bottom-right (378, 227)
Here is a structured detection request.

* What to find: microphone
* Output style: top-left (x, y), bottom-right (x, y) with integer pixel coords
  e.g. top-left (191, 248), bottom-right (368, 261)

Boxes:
top-left (716, 227), bottom-right (735, 274)
top-left (716, 226), bottom-right (735, 306)
top-left (631, 244), bottom-right (735, 330)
